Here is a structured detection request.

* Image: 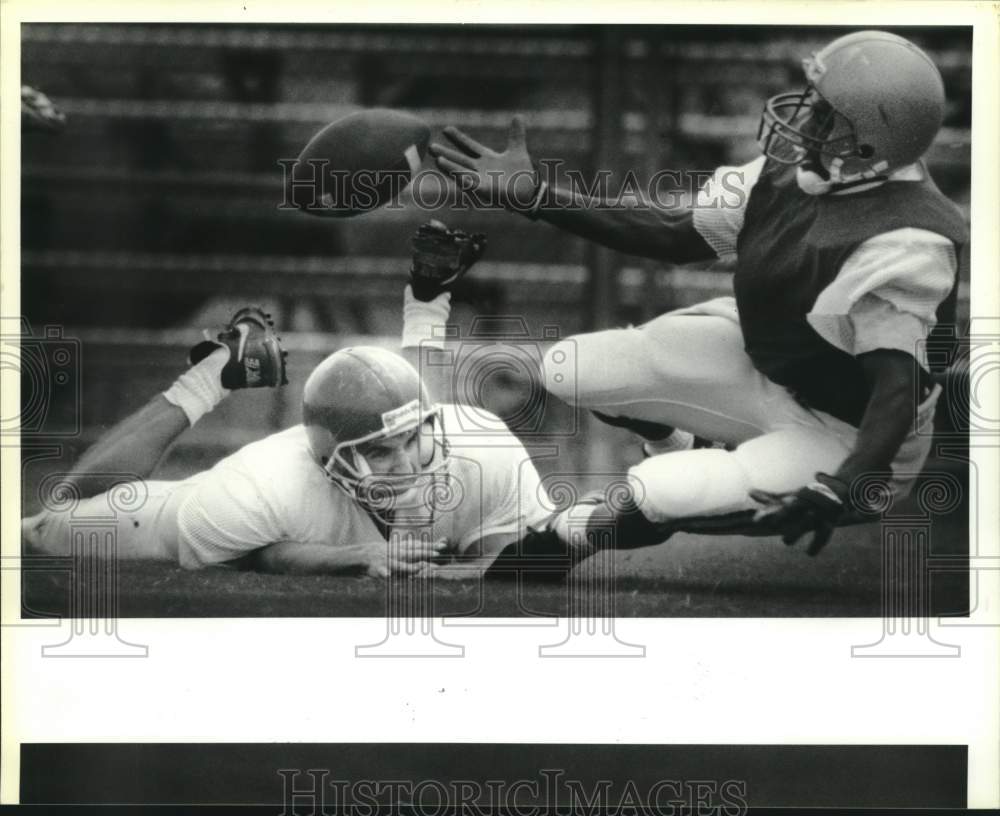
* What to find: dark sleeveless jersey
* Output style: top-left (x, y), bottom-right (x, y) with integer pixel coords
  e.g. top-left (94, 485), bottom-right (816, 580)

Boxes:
top-left (734, 159), bottom-right (968, 426)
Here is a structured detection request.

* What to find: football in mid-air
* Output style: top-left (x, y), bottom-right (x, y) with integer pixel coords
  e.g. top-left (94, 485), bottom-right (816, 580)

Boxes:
top-left (287, 108), bottom-right (431, 218)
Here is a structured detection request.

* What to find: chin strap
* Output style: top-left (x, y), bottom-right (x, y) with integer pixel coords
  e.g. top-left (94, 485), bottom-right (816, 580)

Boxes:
top-left (798, 166), bottom-right (890, 196)
top-left (829, 174), bottom-right (890, 193)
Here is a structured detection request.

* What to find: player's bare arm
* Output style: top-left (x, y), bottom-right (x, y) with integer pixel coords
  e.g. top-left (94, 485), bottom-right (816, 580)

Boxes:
top-left (833, 350), bottom-right (922, 486)
top-left (243, 537), bottom-right (446, 578)
top-left (755, 350), bottom-right (924, 554)
top-left (430, 116), bottom-right (715, 264)
top-left (413, 532), bottom-right (522, 581)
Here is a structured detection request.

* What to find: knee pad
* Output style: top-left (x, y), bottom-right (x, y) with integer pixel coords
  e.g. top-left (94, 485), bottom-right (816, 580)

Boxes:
top-left (731, 428), bottom-right (849, 494)
top-left (629, 448), bottom-right (753, 523)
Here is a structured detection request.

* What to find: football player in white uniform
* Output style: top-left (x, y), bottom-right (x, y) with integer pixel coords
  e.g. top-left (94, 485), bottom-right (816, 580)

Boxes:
top-left (431, 30), bottom-right (967, 557)
top-left (22, 227), bottom-right (551, 577)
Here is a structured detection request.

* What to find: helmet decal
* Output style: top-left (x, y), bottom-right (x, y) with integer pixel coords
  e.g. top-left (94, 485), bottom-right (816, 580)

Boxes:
top-left (380, 399), bottom-right (422, 435)
top-left (802, 52), bottom-right (826, 83)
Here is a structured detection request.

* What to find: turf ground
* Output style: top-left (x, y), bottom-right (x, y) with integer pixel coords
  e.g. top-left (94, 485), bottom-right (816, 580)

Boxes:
top-left (22, 467), bottom-right (969, 618)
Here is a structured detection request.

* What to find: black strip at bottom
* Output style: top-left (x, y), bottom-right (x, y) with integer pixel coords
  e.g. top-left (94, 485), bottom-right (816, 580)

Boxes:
top-left (19, 743), bottom-right (967, 809)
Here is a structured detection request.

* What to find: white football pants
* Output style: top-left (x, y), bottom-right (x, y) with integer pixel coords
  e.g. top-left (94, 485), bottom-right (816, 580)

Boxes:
top-left (542, 298), bottom-right (938, 522)
top-left (22, 480), bottom-right (188, 561)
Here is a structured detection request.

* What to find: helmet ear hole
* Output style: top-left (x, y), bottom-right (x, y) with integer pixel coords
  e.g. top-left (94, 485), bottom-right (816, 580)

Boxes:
top-left (857, 144), bottom-right (875, 159)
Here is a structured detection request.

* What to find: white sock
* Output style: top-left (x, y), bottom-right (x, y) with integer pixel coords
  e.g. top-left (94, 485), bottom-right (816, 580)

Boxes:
top-left (402, 285), bottom-right (451, 350)
top-left (642, 429), bottom-right (695, 457)
top-left (162, 346), bottom-right (230, 426)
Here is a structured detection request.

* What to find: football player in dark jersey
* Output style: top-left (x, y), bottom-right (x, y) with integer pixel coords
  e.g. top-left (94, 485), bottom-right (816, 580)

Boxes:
top-left (431, 30), bottom-right (967, 558)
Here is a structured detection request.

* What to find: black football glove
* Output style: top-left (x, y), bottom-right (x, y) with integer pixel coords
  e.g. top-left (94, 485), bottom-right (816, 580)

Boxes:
top-left (409, 219), bottom-right (487, 301)
top-left (750, 473), bottom-right (851, 556)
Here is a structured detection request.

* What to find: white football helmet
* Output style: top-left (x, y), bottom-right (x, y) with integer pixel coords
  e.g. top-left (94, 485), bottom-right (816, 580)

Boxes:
top-left (303, 346), bottom-right (450, 523)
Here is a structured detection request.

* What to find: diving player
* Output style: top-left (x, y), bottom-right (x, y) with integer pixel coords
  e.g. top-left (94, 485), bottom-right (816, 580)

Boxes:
top-left (430, 30), bottom-right (968, 556)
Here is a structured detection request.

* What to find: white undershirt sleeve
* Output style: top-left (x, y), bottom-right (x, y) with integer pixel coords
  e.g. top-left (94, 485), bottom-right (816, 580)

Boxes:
top-left (691, 155), bottom-right (765, 262)
top-left (808, 228), bottom-right (958, 366)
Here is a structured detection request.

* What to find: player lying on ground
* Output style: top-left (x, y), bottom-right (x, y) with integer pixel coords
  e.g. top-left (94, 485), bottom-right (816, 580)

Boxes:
top-left (22, 228), bottom-right (553, 577)
top-left (431, 30), bottom-right (967, 559)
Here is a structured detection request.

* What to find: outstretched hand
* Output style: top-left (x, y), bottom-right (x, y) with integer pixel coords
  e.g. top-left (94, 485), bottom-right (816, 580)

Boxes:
top-left (429, 116), bottom-right (538, 210)
top-left (365, 536), bottom-right (448, 579)
top-left (750, 474), bottom-right (852, 557)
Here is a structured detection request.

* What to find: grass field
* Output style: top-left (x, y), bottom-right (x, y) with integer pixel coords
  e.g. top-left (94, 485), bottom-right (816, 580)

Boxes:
top-left (22, 474), bottom-right (969, 618)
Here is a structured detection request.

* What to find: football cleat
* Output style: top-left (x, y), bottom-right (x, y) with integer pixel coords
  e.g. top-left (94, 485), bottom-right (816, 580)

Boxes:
top-left (189, 306), bottom-right (289, 389)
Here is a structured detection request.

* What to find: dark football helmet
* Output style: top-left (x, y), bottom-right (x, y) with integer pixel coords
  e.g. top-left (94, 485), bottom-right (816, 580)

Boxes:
top-left (758, 31), bottom-right (946, 185)
top-left (303, 346), bottom-right (449, 520)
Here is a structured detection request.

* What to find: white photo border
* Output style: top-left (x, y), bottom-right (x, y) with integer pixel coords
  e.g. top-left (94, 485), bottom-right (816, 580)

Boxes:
top-left (2, 0), bottom-right (997, 809)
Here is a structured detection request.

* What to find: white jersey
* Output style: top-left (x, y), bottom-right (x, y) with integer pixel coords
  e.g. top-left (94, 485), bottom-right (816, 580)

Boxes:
top-left (691, 156), bottom-right (959, 368)
top-left (173, 404), bottom-right (549, 569)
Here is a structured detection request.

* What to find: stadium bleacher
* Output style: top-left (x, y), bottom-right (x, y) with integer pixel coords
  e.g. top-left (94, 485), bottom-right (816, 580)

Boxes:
top-left (19, 24), bottom-right (972, 496)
